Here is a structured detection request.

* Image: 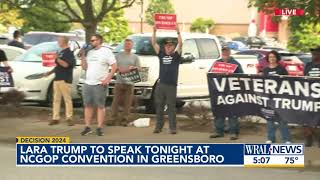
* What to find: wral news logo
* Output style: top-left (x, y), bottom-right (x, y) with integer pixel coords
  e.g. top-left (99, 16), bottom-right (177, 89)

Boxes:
top-left (274, 8), bottom-right (304, 16)
top-left (244, 144), bottom-right (304, 155)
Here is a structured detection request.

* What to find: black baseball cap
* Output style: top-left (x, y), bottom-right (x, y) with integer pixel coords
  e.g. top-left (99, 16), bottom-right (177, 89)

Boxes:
top-left (163, 38), bottom-right (177, 45)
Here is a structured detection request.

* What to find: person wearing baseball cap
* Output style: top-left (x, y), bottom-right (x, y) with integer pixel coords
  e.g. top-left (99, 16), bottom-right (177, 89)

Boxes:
top-left (303, 46), bottom-right (320, 147)
top-left (209, 46), bottom-right (244, 140)
top-left (151, 25), bottom-right (182, 134)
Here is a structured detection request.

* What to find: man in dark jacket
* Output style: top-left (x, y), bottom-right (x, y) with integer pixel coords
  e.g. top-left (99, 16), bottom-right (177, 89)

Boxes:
top-left (214, 47), bottom-right (243, 73)
top-left (210, 47), bottom-right (243, 140)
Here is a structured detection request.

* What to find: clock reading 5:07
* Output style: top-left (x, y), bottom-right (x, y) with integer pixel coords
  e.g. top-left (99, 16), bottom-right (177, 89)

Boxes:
top-left (253, 157), bottom-right (270, 164)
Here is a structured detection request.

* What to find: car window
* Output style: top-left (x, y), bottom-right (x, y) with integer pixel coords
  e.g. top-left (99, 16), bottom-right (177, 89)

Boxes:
top-left (41, 35), bottom-right (57, 43)
top-left (196, 38), bottom-right (219, 59)
top-left (233, 55), bottom-right (258, 61)
top-left (69, 35), bottom-right (85, 42)
top-left (250, 37), bottom-right (259, 42)
top-left (24, 34), bottom-right (83, 46)
top-left (23, 34), bottom-right (42, 45)
top-left (237, 51), bottom-right (264, 59)
top-left (257, 53), bottom-right (265, 59)
top-left (14, 42), bottom-right (59, 62)
top-left (2, 48), bottom-right (22, 60)
top-left (113, 36), bottom-right (175, 55)
top-left (182, 39), bottom-right (199, 59)
top-left (236, 51), bottom-right (250, 55)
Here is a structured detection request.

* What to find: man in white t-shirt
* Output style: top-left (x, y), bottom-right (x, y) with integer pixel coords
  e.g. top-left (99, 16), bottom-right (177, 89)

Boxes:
top-left (80, 34), bottom-right (117, 136)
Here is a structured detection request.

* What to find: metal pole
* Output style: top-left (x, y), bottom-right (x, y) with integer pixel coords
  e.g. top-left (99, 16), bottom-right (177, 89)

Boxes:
top-left (140, 0), bottom-right (144, 33)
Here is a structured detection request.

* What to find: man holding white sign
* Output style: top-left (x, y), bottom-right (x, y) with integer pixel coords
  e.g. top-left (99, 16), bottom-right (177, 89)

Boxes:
top-left (151, 21), bottom-right (182, 134)
top-left (210, 47), bottom-right (243, 140)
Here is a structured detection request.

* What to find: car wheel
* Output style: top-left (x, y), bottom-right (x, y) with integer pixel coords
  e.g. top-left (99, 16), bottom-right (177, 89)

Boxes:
top-left (45, 84), bottom-right (54, 107)
top-left (176, 101), bottom-right (186, 109)
top-left (145, 81), bottom-right (159, 114)
top-left (145, 96), bottom-right (156, 114)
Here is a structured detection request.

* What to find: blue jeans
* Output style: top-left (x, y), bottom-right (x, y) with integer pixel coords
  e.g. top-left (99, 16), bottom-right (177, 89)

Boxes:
top-left (267, 119), bottom-right (291, 143)
top-left (214, 116), bottom-right (239, 136)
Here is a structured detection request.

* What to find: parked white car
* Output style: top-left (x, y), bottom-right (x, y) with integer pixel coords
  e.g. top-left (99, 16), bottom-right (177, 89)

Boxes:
top-left (23, 31), bottom-right (85, 49)
top-left (231, 54), bottom-right (259, 75)
top-left (77, 32), bottom-right (259, 112)
top-left (0, 41), bottom-right (83, 104)
top-left (0, 45), bottom-right (26, 61)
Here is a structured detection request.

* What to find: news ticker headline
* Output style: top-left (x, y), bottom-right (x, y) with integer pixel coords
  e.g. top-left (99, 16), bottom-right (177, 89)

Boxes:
top-left (16, 137), bottom-right (304, 167)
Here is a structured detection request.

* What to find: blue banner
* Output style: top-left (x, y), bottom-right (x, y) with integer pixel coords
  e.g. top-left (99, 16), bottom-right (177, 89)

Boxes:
top-left (16, 144), bottom-right (244, 166)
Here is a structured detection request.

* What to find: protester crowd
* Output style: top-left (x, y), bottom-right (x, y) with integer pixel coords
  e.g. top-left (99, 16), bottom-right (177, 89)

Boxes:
top-left (0, 27), bottom-right (319, 147)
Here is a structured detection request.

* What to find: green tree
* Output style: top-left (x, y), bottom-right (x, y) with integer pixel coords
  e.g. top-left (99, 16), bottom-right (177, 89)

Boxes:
top-left (3, 0), bottom-right (136, 42)
top-left (248, 0), bottom-right (319, 16)
top-left (248, 0), bottom-right (320, 52)
top-left (98, 9), bottom-right (131, 43)
top-left (145, 0), bottom-right (175, 25)
top-left (19, 3), bottom-right (71, 33)
top-left (190, 18), bottom-right (214, 33)
top-left (0, 8), bottom-right (24, 32)
top-left (287, 22), bottom-right (320, 52)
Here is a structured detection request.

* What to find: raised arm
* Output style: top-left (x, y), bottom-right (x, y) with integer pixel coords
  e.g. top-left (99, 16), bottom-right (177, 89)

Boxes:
top-left (176, 25), bottom-right (182, 54)
top-left (151, 26), bottom-right (160, 55)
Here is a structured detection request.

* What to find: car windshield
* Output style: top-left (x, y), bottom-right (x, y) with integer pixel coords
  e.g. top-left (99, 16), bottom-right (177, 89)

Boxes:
top-left (23, 34), bottom-right (85, 46)
top-left (14, 42), bottom-right (59, 62)
top-left (23, 34), bottom-right (56, 45)
top-left (113, 36), bottom-right (177, 55)
top-left (279, 52), bottom-right (298, 57)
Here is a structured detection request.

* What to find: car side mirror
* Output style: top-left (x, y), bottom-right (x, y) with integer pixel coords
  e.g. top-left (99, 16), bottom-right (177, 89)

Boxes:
top-left (181, 53), bottom-right (195, 64)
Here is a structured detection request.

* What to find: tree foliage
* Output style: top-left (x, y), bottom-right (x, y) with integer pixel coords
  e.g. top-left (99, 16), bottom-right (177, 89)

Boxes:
top-left (98, 8), bottom-right (131, 43)
top-left (19, 2), bottom-right (71, 33)
top-left (248, 0), bottom-right (319, 15)
top-left (0, 8), bottom-right (24, 32)
top-left (190, 18), bottom-right (214, 33)
top-left (3, 0), bottom-right (136, 42)
top-left (287, 22), bottom-right (320, 52)
top-left (145, 0), bottom-right (175, 25)
top-left (248, 0), bottom-right (320, 52)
